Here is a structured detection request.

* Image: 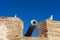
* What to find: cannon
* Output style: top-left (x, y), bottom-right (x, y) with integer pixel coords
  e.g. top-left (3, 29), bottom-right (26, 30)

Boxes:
top-left (25, 20), bottom-right (38, 37)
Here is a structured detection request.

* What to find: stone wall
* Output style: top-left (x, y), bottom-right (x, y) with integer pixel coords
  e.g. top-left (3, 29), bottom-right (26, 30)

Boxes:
top-left (20, 37), bottom-right (49, 40)
top-left (37, 19), bottom-right (60, 40)
top-left (37, 20), bottom-right (48, 37)
top-left (0, 17), bottom-right (23, 40)
top-left (47, 19), bottom-right (60, 40)
top-left (0, 17), bottom-right (60, 40)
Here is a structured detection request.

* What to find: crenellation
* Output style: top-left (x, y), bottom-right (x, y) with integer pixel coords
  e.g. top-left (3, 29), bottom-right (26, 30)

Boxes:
top-left (0, 17), bottom-right (60, 40)
top-left (0, 17), bottom-right (23, 40)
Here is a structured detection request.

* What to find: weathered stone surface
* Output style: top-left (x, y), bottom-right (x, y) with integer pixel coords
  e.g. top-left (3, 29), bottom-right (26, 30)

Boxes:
top-left (37, 19), bottom-right (60, 40)
top-left (37, 20), bottom-right (48, 37)
top-left (0, 17), bottom-right (23, 40)
top-left (21, 37), bottom-right (49, 40)
top-left (46, 19), bottom-right (60, 40)
top-left (1, 17), bottom-right (60, 40)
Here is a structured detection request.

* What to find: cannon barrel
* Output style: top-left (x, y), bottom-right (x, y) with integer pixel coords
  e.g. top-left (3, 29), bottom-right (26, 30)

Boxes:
top-left (25, 20), bottom-right (38, 37)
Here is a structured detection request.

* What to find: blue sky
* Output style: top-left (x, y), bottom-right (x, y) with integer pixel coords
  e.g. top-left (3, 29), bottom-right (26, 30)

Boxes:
top-left (0, 0), bottom-right (60, 37)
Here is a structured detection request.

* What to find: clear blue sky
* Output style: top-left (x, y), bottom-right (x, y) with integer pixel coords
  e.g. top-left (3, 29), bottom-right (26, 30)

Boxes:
top-left (0, 0), bottom-right (60, 37)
